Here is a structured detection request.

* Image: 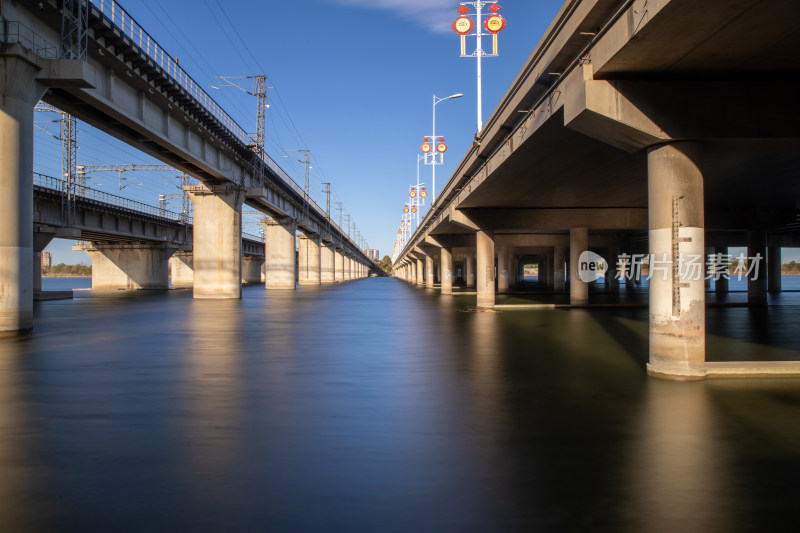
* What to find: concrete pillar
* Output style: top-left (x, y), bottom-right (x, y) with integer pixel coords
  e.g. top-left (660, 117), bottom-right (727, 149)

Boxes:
top-left (170, 251), bottom-right (194, 288)
top-left (188, 185), bottom-right (244, 299)
top-left (298, 234), bottom-right (321, 286)
top-left (465, 254), bottom-right (475, 288)
top-left (510, 255), bottom-right (519, 288)
top-left (570, 228), bottom-right (589, 306)
top-left (334, 251), bottom-right (344, 282)
top-left (264, 218), bottom-right (297, 290)
top-left (554, 246), bottom-right (566, 294)
top-left (497, 245), bottom-right (509, 292)
top-left (321, 242), bottom-right (335, 284)
top-left (768, 246), bottom-right (781, 294)
top-left (415, 257), bottom-right (424, 286)
top-left (647, 143), bottom-right (705, 379)
top-left (0, 54), bottom-right (48, 335)
top-left (440, 247), bottom-right (453, 295)
top-left (476, 231), bottom-right (495, 308)
top-left (714, 246), bottom-right (729, 294)
top-left (81, 243), bottom-right (174, 290)
top-left (425, 255), bottom-right (435, 289)
top-left (747, 230), bottom-right (767, 306)
top-left (242, 256), bottom-right (264, 284)
top-left (343, 256), bottom-right (352, 281)
top-left (546, 254), bottom-right (555, 288)
top-left (32, 229), bottom-right (56, 293)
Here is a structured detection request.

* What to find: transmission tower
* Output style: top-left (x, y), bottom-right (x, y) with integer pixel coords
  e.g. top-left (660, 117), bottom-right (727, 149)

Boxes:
top-left (35, 102), bottom-right (78, 221)
top-left (285, 149), bottom-right (311, 221)
top-left (336, 202), bottom-right (343, 227)
top-left (60, 0), bottom-right (88, 60)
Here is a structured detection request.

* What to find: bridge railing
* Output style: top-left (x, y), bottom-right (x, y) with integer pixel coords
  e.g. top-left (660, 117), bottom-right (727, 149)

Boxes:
top-left (0, 17), bottom-right (59, 59)
top-left (33, 172), bottom-right (189, 223)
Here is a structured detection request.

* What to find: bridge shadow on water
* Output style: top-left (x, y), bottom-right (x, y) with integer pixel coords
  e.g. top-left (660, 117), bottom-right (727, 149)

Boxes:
top-left (0, 278), bottom-right (798, 531)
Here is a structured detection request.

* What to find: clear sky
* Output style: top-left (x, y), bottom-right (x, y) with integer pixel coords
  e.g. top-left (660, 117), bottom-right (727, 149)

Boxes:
top-left (37, 0), bottom-right (799, 264)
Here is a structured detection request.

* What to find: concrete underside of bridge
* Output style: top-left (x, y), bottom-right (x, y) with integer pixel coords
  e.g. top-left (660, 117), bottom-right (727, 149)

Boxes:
top-left (395, 0), bottom-right (800, 379)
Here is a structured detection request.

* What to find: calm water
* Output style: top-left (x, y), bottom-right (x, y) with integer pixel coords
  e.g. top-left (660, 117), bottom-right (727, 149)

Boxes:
top-left (4, 278), bottom-right (800, 531)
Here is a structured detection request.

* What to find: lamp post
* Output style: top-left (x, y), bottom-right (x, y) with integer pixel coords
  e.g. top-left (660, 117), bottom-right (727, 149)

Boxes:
top-left (428, 93), bottom-right (463, 203)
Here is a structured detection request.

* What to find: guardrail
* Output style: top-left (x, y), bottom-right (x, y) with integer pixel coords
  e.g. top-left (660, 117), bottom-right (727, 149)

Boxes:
top-left (0, 17), bottom-right (59, 59)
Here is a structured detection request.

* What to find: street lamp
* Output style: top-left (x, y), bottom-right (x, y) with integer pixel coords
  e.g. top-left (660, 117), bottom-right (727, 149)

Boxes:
top-left (428, 92), bottom-right (462, 203)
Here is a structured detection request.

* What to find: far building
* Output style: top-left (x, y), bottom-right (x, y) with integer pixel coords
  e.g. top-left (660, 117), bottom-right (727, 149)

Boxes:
top-left (366, 249), bottom-right (380, 261)
top-left (42, 251), bottom-right (52, 271)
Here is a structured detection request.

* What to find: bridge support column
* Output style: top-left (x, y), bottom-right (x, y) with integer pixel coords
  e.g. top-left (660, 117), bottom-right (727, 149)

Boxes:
top-left (768, 246), bottom-right (781, 294)
top-left (570, 228), bottom-right (589, 306)
top-left (80, 243), bottom-right (175, 290)
top-left (607, 246), bottom-right (620, 293)
top-left (242, 256), bottom-right (264, 284)
top-left (476, 230), bottom-right (495, 308)
top-left (264, 218), bottom-right (297, 290)
top-left (440, 247), bottom-right (454, 295)
top-left (321, 242), bottom-right (335, 284)
top-left (298, 234), bottom-right (321, 286)
top-left (344, 256), bottom-right (352, 281)
top-left (425, 255), bottom-right (435, 289)
top-left (415, 257), bottom-right (424, 286)
top-left (32, 228), bottom-right (56, 293)
top-left (647, 143), bottom-right (706, 380)
top-left (334, 251), bottom-right (344, 282)
top-left (0, 54), bottom-right (48, 335)
top-left (497, 245), bottom-right (509, 292)
top-left (465, 254), bottom-right (475, 288)
top-left (714, 247), bottom-right (729, 294)
top-left (169, 251), bottom-right (194, 287)
top-left (187, 185), bottom-right (243, 299)
top-left (747, 231), bottom-right (767, 306)
top-left (554, 246), bottom-right (566, 294)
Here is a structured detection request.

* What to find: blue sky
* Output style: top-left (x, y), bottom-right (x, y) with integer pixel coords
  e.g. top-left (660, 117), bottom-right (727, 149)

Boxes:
top-left (37, 0), bottom-right (799, 264)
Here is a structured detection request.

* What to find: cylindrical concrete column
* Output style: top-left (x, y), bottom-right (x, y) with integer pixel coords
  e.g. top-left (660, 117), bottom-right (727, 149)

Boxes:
top-left (425, 255), bottom-right (435, 289)
top-left (1, 58), bottom-right (47, 335)
top-left (747, 230), bottom-right (767, 306)
top-left (170, 251), bottom-right (194, 288)
top-left (415, 257), bottom-right (424, 286)
top-left (344, 256), bottom-right (352, 281)
top-left (497, 245), bottom-right (509, 292)
top-left (334, 251), bottom-right (344, 282)
top-left (465, 254), bottom-right (475, 288)
top-left (440, 247), bottom-right (453, 295)
top-left (264, 218), bottom-right (297, 290)
top-left (647, 142), bottom-right (706, 379)
top-left (321, 243), bottom-right (335, 284)
top-left (242, 256), bottom-right (264, 284)
top-left (714, 246), bottom-right (728, 294)
top-left (298, 234), bottom-right (321, 286)
top-left (570, 228), bottom-right (589, 306)
top-left (554, 246), bottom-right (566, 294)
top-left (188, 185), bottom-right (244, 299)
top-left (476, 230), bottom-right (495, 308)
top-left (768, 246), bottom-right (781, 294)
top-left (606, 247), bottom-right (620, 293)
top-left (546, 254), bottom-right (554, 288)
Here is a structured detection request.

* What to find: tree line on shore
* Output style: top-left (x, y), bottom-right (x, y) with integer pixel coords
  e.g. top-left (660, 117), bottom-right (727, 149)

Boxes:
top-left (44, 263), bottom-right (91, 276)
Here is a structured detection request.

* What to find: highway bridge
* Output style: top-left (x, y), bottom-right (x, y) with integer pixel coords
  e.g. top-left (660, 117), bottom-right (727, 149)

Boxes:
top-left (1, 0), bottom-right (373, 336)
top-left (393, 0), bottom-right (800, 379)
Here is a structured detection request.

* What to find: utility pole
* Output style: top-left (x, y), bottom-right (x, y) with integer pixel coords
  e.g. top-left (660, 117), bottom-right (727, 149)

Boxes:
top-left (336, 202), bottom-right (343, 227)
top-left (285, 149), bottom-right (311, 221)
top-left (35, 102), bottom-right (78, 222)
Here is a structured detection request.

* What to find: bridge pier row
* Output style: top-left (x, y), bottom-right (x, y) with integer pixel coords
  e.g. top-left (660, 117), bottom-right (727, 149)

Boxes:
top-left (497, 245), bottom-right (509, 292)
top-left (440, 247), bottom-right (454, 295)
top-left (80, 243), bottom-right (175, 290)
top-left (714, 246), bottom-right (729, 294)
top-left (646, 142), bottom-right (706, 381)
top-left (747, 231), bottom-right (768, 306)
top-left (0, 55), bottom-right (48, 335)
top-left (264, 219), bottom-right (297, 290)
top-left (476, 230), bottom-right (496, 308)
top-left (242, 256), bottom-right (264, 284)
top-left (569, 228), bottom-right (589, 306)
top-left (465, 254), bottom-right (475, 289)
top-left (321, 242), bottom-right (336, 284)
top-left (298, 234), bottom-right (321, 286)
top-left (187, 185), bottom-right (244, 299)
top-left (170, 251), bottom-right (194, 288)
top-left (768, 246), bottom-right (781, 294)
top-left (425, 255), bottom-right (435, 289)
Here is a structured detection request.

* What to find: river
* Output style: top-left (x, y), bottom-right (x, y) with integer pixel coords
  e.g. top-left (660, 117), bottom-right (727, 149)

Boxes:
top-left (2, 278), bottom-right (799, 531)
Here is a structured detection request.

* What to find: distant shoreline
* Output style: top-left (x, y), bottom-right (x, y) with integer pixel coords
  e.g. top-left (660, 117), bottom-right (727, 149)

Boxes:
top-left (43, 274), bottom-right (91, 278)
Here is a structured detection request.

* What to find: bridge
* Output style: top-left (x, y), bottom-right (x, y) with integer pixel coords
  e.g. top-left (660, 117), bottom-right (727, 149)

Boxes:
top-left (1, 0), bottom-right (373, 336)
top-left (393, 0), bottom-right (800, 379)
